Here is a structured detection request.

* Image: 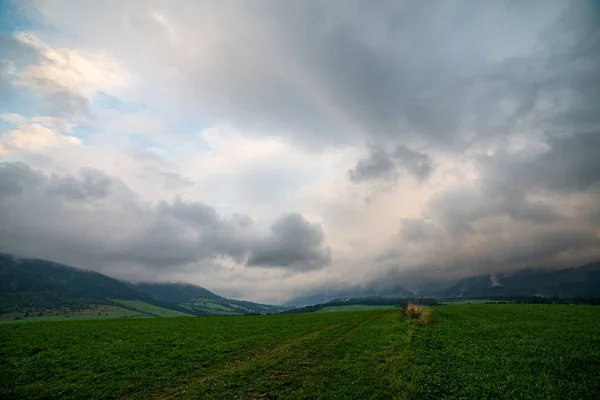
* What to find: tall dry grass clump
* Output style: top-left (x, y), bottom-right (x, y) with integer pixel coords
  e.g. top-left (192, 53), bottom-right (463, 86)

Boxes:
top-left (403, 302), bottom-right (434, 325)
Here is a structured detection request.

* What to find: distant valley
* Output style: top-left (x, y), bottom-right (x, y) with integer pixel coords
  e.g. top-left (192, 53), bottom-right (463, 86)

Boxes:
top-left (2, 252), bottom-right (600, 323)
top-left (286, 283), bottom-right (414, 307)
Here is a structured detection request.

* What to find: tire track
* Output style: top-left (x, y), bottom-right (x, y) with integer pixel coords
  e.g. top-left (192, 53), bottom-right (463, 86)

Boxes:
top-left (156, 313), bottom-right (381, 398)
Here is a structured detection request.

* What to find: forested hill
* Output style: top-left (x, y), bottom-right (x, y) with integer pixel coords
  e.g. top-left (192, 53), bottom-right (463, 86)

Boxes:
top-left (0, 253), bottom-right (285, 319)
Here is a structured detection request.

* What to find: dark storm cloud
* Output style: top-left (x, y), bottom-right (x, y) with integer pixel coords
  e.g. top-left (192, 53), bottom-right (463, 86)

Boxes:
top-left (392, 146), bottom-right (434, 182)
top-left (247, 213), bottom-right (332, 270)
top-left (374, 138), bottom-right (600, 286)
top-left (400, 219), bottom-right (437, 243)
top-left (371, 220), bottom-right (600, 292)
top-left (144, 0), bottom-right (596, 151)
top-left (0, 162), bottom-right (43, 196)
top-left (480, 132), bottom-right (600, 194)
top-left (347, 148), bottom-right (396, 182)
top-left (8, 0), bottom-right (599, 152)
top-left (171, 0), bottom-right (599, 280)
top-left (417, 130), bottom-right (599, 242)
top-left (118, 198), bottom-right (254, 268)
top-left (112, 197), bottom-right (243, 268)
top-left (47, 168), bottom-right (112, 200)
top-left (428, 183), bottom-right (562, 237)
top-left (348, 145), bottom-right (434, 183)
top-left (501, 229), bottom-right (600, 266)
top-left (0, 162), bottom-right (331, 272)
top-left (159, 198), bottom-right (221, 228)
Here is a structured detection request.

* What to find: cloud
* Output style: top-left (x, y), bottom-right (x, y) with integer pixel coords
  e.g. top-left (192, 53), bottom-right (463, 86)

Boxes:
top-left (47, 168), bottom-right (113, 200)
top-left (400, 219), bottom-right (438, 243)
top-left (1, 31), bottom-right (131, 122)
top-left (427, 183), bottom-right (562, 237)
top-left (0, 161), bottom-right (331, 274)
top-left (1, 113), bottom-right (81, 152)
top-left (0, 34), bottom-right (41, 106)
top-left (1, 36), bottom-right (88, 120)
top-left (347, 148), bottom-right (396, 183)
top-left (18, 1), bottom-right (573, 146)
top-left (371, 147), bottom-right (600, 283)
top-left (393, 146), bottom-right (434, 182)
top-left (0, 162), bottom-right (44, 197)
top-left (7, 1), bottom-right (597, 153)
top-left (479, 132), bottom-right (600, 194)
top-left (0, 1), bottom-right (598, 301)
top-left (247, 213), bottom-right (332, 270)
top-left (348, 145), bottom-right (434, 183)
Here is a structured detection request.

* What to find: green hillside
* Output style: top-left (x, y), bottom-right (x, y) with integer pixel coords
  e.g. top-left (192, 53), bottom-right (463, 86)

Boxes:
top-left (135, 282), bottom-right (223, 303)
top-left (1, 304), bottom-right (599, 399)
top-left (135, 282), bottom-right (286, 316)
top-left (180, 301), bottom-right (247, 316)
top-left (0, 253), bottom-right (284, 322)
top-left (0, 305), bottom-right (148, 323)
top-left (113, 300), bottom-right (192, 317)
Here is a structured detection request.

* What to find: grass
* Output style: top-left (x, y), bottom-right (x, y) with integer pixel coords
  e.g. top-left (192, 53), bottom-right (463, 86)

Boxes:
top-left (113, 300), bottom-right (192, 317)
top-left (1, 304), bottom-right (599, 399)
top-left (411, 304), bottom-right (600, 399)
top-left (180, 301), bottom-right (245, 315)
top-left (0, 310), bottom-right (412, 399)
top-left (440, 299), bottom-right (508, 305)
top-left (403, 303), bottom-right (434, 324)
top-left (316, 305), bottom-right (397, 313)
top-left (0, 305), bottom-right (148, 323)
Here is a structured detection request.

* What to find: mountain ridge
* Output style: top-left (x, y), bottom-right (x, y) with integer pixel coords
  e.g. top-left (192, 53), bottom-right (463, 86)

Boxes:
top-left (286, 260), bottom-right (600, 306)
top-left (0, 253), bottom-right (284, 319)
top-left (441, 261), bottom-right (600, 299)
top-left (286, 283), bottom-right (414, 307)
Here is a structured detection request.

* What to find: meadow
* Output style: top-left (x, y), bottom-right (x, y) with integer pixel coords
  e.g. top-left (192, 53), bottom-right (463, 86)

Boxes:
top-left (0, 305), bottom-right (148, 323)
top-left (315, 304), bottom-right (397, 313)
top-left (1, 304), bottom-right (599, 399)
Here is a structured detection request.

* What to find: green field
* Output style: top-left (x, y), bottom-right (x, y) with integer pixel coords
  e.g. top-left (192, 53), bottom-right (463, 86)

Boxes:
top-left (0, 305), bottom-right (148, 324)
top-left (180, 300), bottom-right (247, 316)
top-left (113, 300), bottom-right (192, 317)
top-left (316, 305), bottom-right (397, 313)
top-left (1, 304), bottom-right (599, 399)
top-left (410, 304), bottom-right (600, 398)
top-left (439, 299), bottom-right (494, 305)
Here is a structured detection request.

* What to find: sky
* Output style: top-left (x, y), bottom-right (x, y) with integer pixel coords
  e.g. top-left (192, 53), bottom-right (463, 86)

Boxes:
top-left (1, 0), bottom-right (599, 303)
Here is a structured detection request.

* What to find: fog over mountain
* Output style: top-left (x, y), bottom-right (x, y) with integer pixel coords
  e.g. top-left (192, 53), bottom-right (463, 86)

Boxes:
top-left (1, 1), bottom-right (599, 302)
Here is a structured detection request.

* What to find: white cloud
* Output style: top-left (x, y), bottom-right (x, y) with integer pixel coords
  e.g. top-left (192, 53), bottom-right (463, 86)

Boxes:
top-left (13, 32), bottom-right (131, 98)
top-left (1, 114), bottom-right (81, 152)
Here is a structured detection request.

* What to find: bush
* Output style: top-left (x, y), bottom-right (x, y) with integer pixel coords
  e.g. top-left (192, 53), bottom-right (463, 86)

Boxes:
top-left (403, 303), bottom-right (434, 325)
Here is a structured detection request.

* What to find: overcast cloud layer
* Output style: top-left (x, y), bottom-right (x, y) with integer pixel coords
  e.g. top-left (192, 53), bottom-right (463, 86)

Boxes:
top-left (1, 0), bottom-right (599, 302)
